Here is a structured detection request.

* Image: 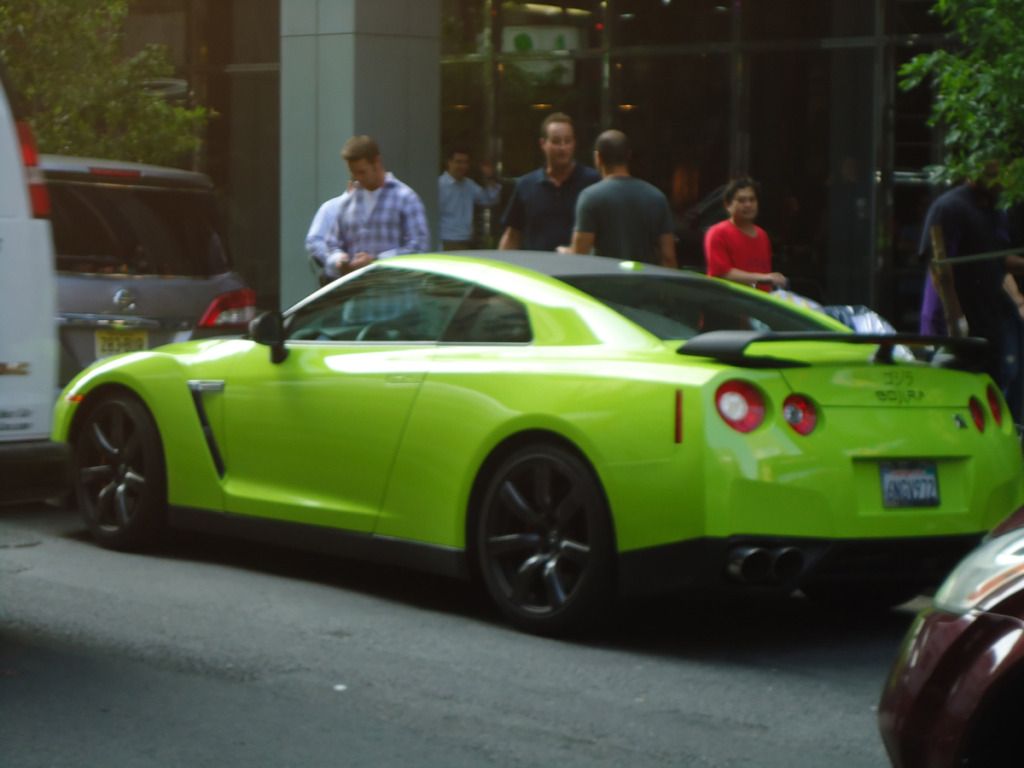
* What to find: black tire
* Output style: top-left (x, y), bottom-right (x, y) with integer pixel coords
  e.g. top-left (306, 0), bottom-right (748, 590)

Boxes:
top-left (475, 443), bottom-right (614, 635)
top-left (74, 395), bottom-right (167, 551)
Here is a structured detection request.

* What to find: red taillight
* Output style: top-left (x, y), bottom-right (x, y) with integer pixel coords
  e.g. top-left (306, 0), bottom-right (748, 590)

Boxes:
top-left (17, 121), bottom-right (38, 166)
top-left (969, 396), bottom-right (986, 432)
top-left (199, 288), bottom-right (257, 328)
top-left (987, 384), bottom-right (1004, 427)
top-left (715, 380), bottom-right (765, 433)
top-left (782, 394), bottom-right (817, 436)
top-left (15, 121), bottom-right (50, 218)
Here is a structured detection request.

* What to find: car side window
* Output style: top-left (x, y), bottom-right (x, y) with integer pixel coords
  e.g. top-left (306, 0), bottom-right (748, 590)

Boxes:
top-left (441, 286), bottom-right (532, 343)
top-left (286, 267), bottom-right (472, 342)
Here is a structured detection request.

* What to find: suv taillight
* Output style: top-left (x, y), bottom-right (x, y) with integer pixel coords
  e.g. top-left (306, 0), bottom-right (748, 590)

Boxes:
top-left (715, 380), bottom-right (766, 433)
top-left (15, 121), bottom-right (49, 218)
top-left (199, 288), bottom-right (257, 328)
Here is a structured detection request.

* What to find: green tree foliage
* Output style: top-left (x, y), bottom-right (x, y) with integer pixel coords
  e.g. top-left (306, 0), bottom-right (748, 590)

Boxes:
top-left (0, 0), bottom-right (209, 167)
top-left (901, 0), bottom-right (1024, 203)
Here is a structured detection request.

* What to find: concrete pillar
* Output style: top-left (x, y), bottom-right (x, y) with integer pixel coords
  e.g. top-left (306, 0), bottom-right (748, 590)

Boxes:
top-left (279, 0), bottom-right (440, 308)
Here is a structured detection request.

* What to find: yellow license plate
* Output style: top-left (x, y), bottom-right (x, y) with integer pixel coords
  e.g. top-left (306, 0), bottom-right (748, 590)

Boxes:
top-left (94, 329), bottom-right (148, 358)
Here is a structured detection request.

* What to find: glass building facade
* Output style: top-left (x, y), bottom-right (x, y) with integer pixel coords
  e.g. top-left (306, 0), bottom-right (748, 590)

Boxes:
top-left (125, 0), bottom-right (948, 328)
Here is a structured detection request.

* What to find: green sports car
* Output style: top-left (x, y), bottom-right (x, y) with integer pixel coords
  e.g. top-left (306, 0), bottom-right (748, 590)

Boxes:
top-left (54, 251), bottom-right (1024, 634)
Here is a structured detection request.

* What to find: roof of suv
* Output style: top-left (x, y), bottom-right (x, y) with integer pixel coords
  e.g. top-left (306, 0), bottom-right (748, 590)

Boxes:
top-left (39, 154), bottom-right (212, 190)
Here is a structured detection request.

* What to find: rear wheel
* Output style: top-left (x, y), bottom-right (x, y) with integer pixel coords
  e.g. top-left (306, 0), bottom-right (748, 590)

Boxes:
top-left (475, 443), bottom-right (614, 635)
top-left (74, 395), bottom-right (166, 550)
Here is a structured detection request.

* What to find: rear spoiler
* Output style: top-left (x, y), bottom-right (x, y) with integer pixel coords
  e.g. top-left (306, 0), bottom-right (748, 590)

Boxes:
top-left (678, 331), bottom-right (990, 370)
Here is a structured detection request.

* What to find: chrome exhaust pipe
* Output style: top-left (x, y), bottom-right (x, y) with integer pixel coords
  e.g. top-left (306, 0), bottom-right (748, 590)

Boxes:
top-left (727, 546), bottom-right (772, 583)
top-left (770, 546), bottom-right (804, 583)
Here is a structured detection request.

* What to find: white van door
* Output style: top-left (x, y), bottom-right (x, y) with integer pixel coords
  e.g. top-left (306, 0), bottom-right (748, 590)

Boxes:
top-left (0, 74), bottom-right (70, 502)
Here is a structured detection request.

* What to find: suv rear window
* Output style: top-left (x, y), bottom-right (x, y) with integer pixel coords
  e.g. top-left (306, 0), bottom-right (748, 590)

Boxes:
top-left (49, 181), bottom-right (230, 276)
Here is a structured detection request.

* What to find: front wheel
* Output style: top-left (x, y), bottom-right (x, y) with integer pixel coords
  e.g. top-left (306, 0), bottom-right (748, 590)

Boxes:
top-left (74, 394), bottom-right (167, 551)
top-left (475, 443), bottom-right (614, 635)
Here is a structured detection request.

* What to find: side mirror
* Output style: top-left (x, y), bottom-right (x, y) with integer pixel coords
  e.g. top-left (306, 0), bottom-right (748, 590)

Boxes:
top-left (249, 310), bottom-right (289, 364)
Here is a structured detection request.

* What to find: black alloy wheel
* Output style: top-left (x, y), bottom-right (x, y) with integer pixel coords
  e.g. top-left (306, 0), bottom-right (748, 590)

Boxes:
top-left (74, 395), bottom-right (166, 550)
top-left (476, 443), bottom-right (614, 635)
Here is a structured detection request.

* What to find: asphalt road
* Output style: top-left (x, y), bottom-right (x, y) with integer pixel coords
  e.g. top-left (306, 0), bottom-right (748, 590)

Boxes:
top-left (0, 501), bottom-right (910, 767)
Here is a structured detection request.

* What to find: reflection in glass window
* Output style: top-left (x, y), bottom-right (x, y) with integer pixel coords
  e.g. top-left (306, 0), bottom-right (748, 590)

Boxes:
top-left (442, 286), bottom-right (532, 343)
top-left (442, 0), bottom-right (487, 55)
top-left (614, 0), bottom-right (730, 45)
top-left (286, 268), bottom-right (472, 343)
top-left (613, 56), bottom-right (730, 270)
top-left (886, 0), bottom-right (946, 35)
top-left (749, 48), bottom-right (874, 306)
top-left (499, 1), bottom-right (604, 54)
top-left (742, 0), bottom-right (874, 39)
top-left (562, 275), bottom-right (830, 340)
top-left (443, 62), bottom-right (488, 160)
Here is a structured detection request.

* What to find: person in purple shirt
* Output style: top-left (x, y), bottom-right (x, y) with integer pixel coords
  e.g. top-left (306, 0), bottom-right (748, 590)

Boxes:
top-left (324, 135), bottom-right (429, 279)
top-left (918, 174), bottom-right (1024, 419)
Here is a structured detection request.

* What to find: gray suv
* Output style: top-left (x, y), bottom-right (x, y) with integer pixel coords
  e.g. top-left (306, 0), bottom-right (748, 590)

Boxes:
top-left (42, 155), bottom-right (255, 385)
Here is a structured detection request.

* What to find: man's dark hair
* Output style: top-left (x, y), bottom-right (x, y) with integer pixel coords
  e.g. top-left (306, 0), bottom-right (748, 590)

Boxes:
top-left (540, 112), bottom-right (574, 139)
top-left (723, 177), bottom-right (760, 205)
top-left (594, 130), bottom-right (630, 167)
top-left (446, 146), bottom-right (470, 161)
top-left (341, 135), bottom-right (380, 163)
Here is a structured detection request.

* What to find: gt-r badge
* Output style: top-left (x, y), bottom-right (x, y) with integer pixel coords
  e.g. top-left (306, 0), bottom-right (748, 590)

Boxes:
top-left (953, 414), bottom-right (968, 429)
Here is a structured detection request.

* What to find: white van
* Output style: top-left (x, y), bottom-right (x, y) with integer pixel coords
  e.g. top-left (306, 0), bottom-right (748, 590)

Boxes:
top-left (0, 69), bottom-right (70, 502)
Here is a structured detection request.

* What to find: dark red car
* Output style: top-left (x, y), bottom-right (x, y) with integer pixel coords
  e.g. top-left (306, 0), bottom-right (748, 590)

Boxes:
top-left (878, 510), bottom-right (1024, 767)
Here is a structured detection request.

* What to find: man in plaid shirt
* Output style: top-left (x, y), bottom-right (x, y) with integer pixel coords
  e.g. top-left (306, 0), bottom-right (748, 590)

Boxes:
top-left (324, 135), bottom-right (429, 280)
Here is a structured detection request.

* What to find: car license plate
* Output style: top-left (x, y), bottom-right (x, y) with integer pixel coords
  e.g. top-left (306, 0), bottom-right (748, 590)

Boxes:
top-left (880, 461), bottom-right (939, 508)
top-left (94, 329), bottom-right (148, 358)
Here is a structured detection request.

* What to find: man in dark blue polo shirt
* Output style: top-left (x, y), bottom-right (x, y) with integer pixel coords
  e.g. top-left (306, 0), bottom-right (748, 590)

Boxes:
top-left (918, 171), bottom-right (1024, 420)
top-left (498, 112), bottom-right (600, 252)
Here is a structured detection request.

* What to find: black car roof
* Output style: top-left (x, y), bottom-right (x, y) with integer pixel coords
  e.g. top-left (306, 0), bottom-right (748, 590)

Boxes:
top-left (445, 250), bottom-right (706, 281)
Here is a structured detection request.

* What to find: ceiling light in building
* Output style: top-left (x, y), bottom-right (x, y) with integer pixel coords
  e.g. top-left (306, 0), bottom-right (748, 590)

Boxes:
top-left (449, 104), bottom-right (471, 111)
top-left (617, 104), bottom-right (638, 112)
top-left (620, 12), bottom-right (635, 20)
top-left (530, 103), bottom-right (555, 110)
top-left (515, 3), bottom-right (592, 17)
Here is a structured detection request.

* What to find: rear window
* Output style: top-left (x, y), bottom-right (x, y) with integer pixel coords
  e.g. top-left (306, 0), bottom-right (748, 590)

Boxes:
top-left (561, 274), bottom-right (831, 340)
top-left (49, 181), bottom-right (230, 276)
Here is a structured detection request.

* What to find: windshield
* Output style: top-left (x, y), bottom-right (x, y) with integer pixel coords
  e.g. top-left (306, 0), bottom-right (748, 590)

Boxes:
top-left (561, 274), bottom-right (832, 340)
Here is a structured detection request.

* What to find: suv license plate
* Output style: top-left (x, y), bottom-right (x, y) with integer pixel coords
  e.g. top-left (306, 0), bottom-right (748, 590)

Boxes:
top-left (95, 329), bottom-right (148, 358)
top-left (880, 461), bottom-right (939, 508)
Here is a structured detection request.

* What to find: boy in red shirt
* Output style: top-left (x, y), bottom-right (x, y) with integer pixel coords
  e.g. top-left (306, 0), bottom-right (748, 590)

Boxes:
top-left (704, 177), bottom-right (787, 291)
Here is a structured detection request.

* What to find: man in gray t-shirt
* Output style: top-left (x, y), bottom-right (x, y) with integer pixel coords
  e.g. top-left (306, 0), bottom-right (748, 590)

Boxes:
top-left (567, 129), bottom-right (677, 267)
